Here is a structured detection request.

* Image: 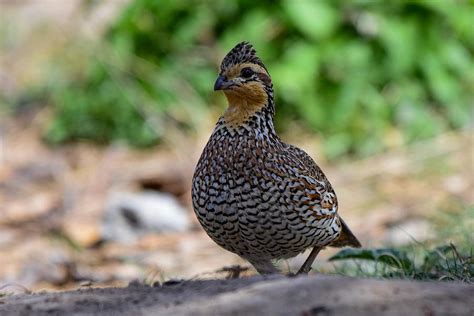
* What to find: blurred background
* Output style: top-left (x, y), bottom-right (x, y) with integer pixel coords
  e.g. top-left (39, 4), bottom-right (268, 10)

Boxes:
top-left (0, 0), bottom-right (472, 291)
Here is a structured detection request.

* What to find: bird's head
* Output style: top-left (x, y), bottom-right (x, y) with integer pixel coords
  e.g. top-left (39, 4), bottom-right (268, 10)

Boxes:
top-left (214, 42), bottom-right (273, 127)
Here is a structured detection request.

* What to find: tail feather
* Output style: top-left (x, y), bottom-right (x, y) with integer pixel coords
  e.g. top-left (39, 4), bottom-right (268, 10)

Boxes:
top-left (330, 217), bottom-right (361, 248)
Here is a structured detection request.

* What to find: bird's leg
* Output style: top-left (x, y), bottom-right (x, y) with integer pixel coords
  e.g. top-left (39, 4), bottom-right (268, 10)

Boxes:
top-left (297, 246), bottom-right (322, 274)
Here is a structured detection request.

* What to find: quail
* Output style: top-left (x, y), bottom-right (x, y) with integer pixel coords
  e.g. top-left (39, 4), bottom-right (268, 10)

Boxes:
top-left (192, 42), bottom-right (361, 275)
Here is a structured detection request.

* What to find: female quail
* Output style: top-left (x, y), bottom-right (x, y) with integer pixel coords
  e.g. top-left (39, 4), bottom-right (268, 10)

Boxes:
top-left (192, 42), bottom-right (361, 275)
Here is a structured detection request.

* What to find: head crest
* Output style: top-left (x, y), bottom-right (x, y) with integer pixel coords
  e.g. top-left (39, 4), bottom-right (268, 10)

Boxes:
top-left (220, 42), bottom-right (267, 73)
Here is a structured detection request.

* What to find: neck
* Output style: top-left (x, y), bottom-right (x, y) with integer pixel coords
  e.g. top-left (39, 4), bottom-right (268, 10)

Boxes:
top-left (222, 85), bottom-right (275, 131)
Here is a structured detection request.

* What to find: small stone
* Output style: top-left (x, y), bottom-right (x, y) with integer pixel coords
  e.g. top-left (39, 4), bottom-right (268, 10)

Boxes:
top-left (128, 280), bottom-right (142, 288)
top-left (101, 191), bottom-right (191, 243)
top-left (62, 219), bottom-right (102, 248)
top-left (163, 279), bottom-right (184, 286)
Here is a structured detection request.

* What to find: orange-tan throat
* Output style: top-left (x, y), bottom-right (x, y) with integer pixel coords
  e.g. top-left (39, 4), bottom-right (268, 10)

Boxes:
top-left (223, 83), bottom-right (268, 127)
top-left (222, 64), bottom-right (270, 127)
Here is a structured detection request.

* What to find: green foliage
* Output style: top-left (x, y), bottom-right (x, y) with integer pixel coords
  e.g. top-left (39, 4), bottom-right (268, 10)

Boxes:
top-left (329, 244), bottom-right (473, 282)
top-left (45, 0), bottom-right (473, 157)
top-left (330, 248), bottom-right (413, 270)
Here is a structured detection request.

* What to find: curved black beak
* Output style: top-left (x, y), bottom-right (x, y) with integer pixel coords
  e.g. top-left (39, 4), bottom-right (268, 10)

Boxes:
top-left (214, 75), bottom-right (231, 91)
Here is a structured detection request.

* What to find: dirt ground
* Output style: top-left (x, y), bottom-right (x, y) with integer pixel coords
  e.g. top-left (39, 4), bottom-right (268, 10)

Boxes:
top-left (1, 274), bottom-right (473, 316)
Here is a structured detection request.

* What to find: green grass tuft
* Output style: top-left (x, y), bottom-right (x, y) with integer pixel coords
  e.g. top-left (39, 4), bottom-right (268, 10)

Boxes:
top-left (329, 243), bottom-right (473, 283)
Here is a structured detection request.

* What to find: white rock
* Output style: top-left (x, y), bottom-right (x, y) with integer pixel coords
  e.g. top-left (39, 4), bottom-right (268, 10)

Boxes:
top-left (102, 190), bottom-right (191, 243)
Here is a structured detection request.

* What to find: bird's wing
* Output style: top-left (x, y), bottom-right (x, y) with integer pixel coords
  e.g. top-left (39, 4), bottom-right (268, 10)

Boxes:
top-left (264, 143), bottom-right (339, 221)
top-left (282, 144), bottom-right (361, 247)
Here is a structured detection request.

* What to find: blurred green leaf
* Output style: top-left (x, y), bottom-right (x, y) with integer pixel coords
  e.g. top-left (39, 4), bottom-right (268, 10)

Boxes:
top-left (283, 0), bottom-right (338, 40)
top-left (28, 0), bottom-right (473, 157)
top-left (329, 248), bottom-right (413, 270)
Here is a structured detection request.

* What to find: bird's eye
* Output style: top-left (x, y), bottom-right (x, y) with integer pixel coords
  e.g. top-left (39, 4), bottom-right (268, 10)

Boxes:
top-left (240, 67), bottom-right (254, 78)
